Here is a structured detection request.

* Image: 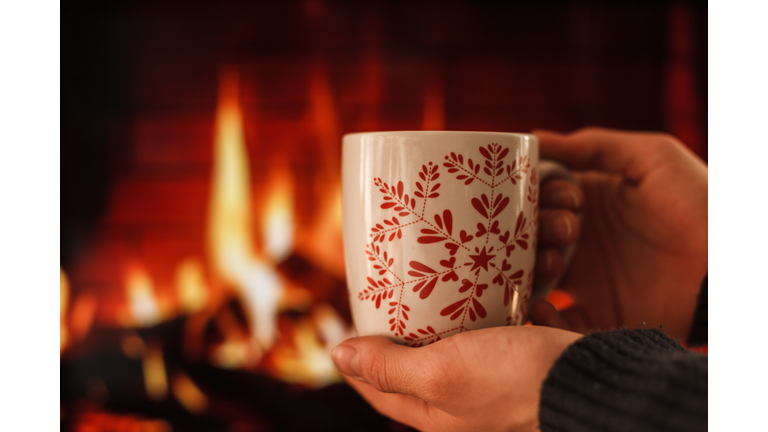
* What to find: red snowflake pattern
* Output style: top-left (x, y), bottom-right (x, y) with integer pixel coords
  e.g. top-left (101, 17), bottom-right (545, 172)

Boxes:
top-left (360, 143), bottom-right (538, 345)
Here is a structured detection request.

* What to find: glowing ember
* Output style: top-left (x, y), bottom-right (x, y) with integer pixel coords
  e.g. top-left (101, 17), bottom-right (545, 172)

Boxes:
top-left (546, 289), bottom-right (575, 311)
top-left (207, 66), bottom-right (281, 351)
top-left (72, 408), bottom-right (172, 432)
top-left (69, 293), bottom-right (97, 344)
top-left (121, 332), bottom-right (146, 359)
top-left (175, 258), bottom-right (208, 314)
top-left (143, 341), bottom-right (168, 402)
top-left (60, 268), bottom-right (69, 353)
top-left (171, 372), bottom-right (208, 414)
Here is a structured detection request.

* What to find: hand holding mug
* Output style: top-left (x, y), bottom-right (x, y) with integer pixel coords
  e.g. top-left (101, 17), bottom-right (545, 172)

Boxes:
top-left (531, 128), bottom-right (708, 340)
top-left (332, 326), bottom-right (581, 432)
top-left (333, 127), bottom-right (706, 431)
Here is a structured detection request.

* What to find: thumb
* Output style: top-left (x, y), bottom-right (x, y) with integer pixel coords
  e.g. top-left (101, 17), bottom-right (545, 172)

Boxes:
top-left (331, 336), bottom-right (433, 396)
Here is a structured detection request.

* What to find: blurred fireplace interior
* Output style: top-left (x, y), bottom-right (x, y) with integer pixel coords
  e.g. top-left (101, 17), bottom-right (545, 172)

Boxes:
top-left (61, 1), bottom-right (706, 430)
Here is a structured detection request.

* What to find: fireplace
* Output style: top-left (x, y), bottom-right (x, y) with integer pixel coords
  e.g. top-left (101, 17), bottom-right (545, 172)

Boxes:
top-left (61, 1), bottom-right (706, 430)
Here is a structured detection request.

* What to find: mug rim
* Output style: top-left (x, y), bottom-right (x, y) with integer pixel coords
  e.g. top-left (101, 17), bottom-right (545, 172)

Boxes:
top-left (343, 130), bottom-right (537, 140)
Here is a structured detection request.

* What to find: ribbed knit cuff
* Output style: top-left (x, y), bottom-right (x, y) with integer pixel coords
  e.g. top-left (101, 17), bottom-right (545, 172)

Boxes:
top-left (539, 329), bottom-right (707, 432)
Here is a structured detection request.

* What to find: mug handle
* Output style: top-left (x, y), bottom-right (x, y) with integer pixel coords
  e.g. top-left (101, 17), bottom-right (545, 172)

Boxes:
top-left (530, 160), bottom-right (580, 302)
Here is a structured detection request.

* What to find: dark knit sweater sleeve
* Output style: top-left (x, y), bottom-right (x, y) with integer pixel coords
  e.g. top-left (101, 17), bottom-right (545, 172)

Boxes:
top-left (538, 329), bottom-right (707, 432)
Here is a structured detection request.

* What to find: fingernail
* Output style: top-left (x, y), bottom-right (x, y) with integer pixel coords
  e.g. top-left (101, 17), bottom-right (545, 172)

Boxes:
top-left (553, 190), bottom-right (581, 210)
top-left (331, 345), bottom-right (363, 380)
top-left (567, 191), bottom-right (581, 210)
top-left (562, 216), bottom-right (572, 240)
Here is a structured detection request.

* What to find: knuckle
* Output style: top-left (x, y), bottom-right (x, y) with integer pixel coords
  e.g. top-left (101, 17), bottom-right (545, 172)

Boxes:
top-left (649, 133), bottom-right (685, 156)
top-left (366, 354), bottom-right (393, 392)
top-left (416, 345), bottom-right (458, 400)
top-left (650, 132), bottom-right (679, 146)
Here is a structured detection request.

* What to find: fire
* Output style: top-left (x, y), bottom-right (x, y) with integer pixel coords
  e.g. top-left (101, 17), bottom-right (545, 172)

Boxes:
top-left (207, 65), bottom-right (281, 351)
top-left (71, 408), bottom-right (172, 432)
top-left (171, 373), bottom-right (208, 414)
top-left (61, 268), bottom-right (69, 353)
top-left (261, 169), bottom-right (294, 263)
top-left (298, 182), bottom-right (346, 279)
top-left (121, 332), bottom-right (146, 359)
top-left (62, 267), bottom-right (99, 351)
top-left (546, 289), bottom-right (575, 311)
top-left (269, 305), bottom-right (354, 388)
top-left (124, 267), bottom-right (163, 327)
top-left (209, 306), bottom-right (260, 369)
top-left (175, 258), bottom-right (208, 314)
top-left (143, 341), bottom-right (168, 402)
top-left (292, 61), bottom-right (346, 278)
top-left (69, 293), bottom-right (97, 345)
top-left (308, 62), bottom-right (339, 151)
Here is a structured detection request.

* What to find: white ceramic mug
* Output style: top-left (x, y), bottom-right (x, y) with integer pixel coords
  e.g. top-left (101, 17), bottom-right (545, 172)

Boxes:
top-left (342, 131), bottom-right (573, 346)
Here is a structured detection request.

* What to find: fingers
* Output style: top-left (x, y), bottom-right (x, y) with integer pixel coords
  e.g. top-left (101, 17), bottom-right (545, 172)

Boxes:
top-left (534, 248), bottom-right (563, 283)
top-left (534, 127), bottom-right (686, 183)
top-left (331, 336), bottom-right (436, 398)
top-left (536, 179), bottom-right (580, 282)
top-left (538, 179), bottom-right (580, 249)
top-left (539, 179), bottom-right (583, 212)
top-left (538, 209), bottom-right (579, 247)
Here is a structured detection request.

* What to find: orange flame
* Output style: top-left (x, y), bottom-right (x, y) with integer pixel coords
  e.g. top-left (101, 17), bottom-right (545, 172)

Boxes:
top-left (308, 62), bottom-right (339, 152)
top-left (293, 61), bottom-right (346, 278)
top-left (175, 258), bottom-right (208, 314)
top-left (171, 372), bottom-right (208, 414)
top-left (123, 266), bottom-right (164, 327)
top-left (207, 65), bottom-right (281, 351)
top-left (73, 408), bottom-right (172, 432)
top-left (261, 168), bottom-right (294, 263)
top-left (269, 305), bottom-right (354, 388)
top-left (298, 184), bottom-right (345, 279)
top-left (69, 293), bottom-right (97, 345)
top-left (143, 341), bottom-right (168, 401)
top-left (546, 289), bottom-right (575, 311)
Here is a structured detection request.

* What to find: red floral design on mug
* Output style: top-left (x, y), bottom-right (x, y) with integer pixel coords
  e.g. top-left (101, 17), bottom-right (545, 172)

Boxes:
top-left (357, 143), bottom-right (538, 345)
